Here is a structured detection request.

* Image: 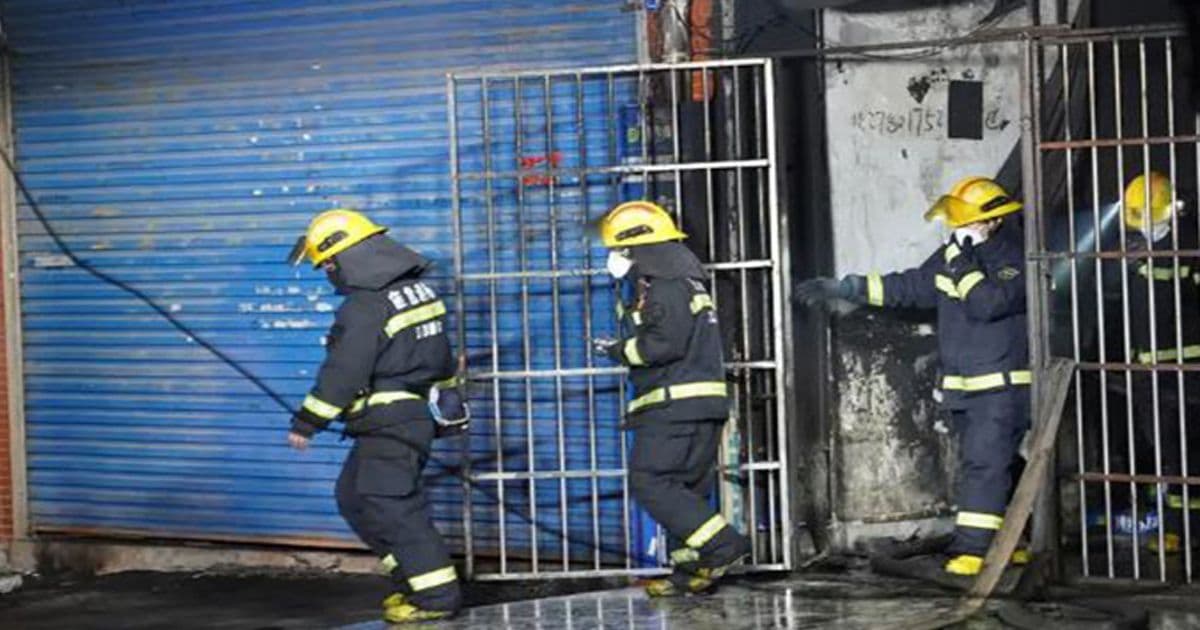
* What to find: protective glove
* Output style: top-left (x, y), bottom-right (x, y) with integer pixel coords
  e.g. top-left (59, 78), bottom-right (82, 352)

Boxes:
top-left (792, 276), bottom-right (863, 307)
top-left (429, 383), bottom-right (470, 438)
top-left (592, 336), bottom-right (620, 357)
top-left (946, 233), bottom-right (982, 280)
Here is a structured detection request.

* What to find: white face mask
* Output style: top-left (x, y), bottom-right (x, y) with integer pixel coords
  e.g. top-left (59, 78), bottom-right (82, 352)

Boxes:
top-left (1143, 221), bottom-right (1171, 243)
top-left (606, 250), bottom-right (633, 279)
top-left (953, 224), bottom-right (989, 247)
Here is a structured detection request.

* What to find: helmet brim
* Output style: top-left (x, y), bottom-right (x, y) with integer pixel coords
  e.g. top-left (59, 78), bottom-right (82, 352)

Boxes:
top-left (925, 196), bottom-right (1022, 227)
top-left (285, 235), bottom-right (307, 267)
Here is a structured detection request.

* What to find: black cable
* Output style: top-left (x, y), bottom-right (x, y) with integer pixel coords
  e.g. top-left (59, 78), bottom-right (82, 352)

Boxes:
top-left (0, 146), bottom-right (682, 565)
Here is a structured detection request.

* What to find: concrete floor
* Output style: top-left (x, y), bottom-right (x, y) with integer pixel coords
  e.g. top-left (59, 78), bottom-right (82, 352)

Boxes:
top-left (341, 575), bottom-right (973, 630)
top-left (3, 563), bottom-right (1200, 629)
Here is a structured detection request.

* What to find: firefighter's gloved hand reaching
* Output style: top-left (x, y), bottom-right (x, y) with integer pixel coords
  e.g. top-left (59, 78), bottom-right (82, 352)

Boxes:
top-left (591, 336), bottom-right (619, 357)
top-left (792, 276), bottom-right (863, 307)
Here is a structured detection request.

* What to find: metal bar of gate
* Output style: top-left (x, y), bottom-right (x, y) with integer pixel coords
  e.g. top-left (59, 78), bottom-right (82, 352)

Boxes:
top-left (1028, 25), bottom-right (1200, 584)
top-left (448, 59), bottom-right (791, 579)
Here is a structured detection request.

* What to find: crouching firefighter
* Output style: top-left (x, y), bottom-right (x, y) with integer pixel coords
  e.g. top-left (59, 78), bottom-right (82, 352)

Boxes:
top-left (592, 200), bottom-right (751, 596)
top-left (795, 177), bottom-right (1031, 577)
top-left (285, 209), bottom-right (469, 624)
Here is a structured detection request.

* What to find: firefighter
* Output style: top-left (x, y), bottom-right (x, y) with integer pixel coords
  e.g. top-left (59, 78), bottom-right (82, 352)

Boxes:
top-left (285, 209), bottom-right (466, 623)
top-left (592, 200), bottom-right (750, 596)
top-left (795, 177), bottom-right (1030, 576)
top-left (1120, 171), bottom-right (1200, 553)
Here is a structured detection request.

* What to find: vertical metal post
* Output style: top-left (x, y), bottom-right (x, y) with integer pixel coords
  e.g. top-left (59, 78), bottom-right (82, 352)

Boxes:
top-left (577, 72), bottom-right (602, 572)
top-left (670, 68), bottom-right (683, 219)
top-left (543, 74), bottom-right (571, 570)
top-left (608, 71), bottom-right (634, 571)
top-left (513, 76), bottom-right (540, 575)
top-left (1020, 34), bottom-right (1053, 571)
top-left (1113, 39), bottom-right (1142, 579)
top-left (1137, 37), bottom-right (1167, 581)
top-left (1060, 41), bottom-right (1089, 579)
top-left (1166, 36), bottom-right (1193, 583)
top-left (1086, 40), bottom-right (1116, 578)
top-left (480, 77), bottom-right (508, 576)
top-left (764, 58), bottom-right (793, 569)
top-left (445, 73), bottom-right (474, 577)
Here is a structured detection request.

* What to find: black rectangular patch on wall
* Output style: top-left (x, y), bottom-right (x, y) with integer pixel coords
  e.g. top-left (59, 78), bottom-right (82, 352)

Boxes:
top-left (948, 80), bottom-right (984, 140)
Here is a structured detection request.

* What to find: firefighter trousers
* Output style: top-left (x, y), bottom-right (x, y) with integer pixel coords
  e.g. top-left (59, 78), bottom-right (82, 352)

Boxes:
top-left (628, 418), bottom-right (748, 567)
top-left (1131, 372), bottom-right (1200, 535)
top-left (948, 388), bottom-right (1031, 557)
top-left (335, 418), bottom-right (460, 612)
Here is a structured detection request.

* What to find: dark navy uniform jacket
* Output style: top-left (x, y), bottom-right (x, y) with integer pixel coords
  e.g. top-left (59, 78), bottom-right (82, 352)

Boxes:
top-left (606, 242), bottom-right (729, 428)
top-left (855, 221), bottom-right (1028, 410)
top-left (291, 235), bottom-right (455, 437)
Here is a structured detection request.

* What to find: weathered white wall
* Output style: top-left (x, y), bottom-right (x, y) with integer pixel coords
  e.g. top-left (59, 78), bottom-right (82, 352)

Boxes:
top-left (825, 1), bottom-right (1025, 277)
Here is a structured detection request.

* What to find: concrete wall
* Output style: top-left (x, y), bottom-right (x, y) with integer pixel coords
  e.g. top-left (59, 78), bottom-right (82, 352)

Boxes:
top-left (822, 0), bottom-right (1027, 547)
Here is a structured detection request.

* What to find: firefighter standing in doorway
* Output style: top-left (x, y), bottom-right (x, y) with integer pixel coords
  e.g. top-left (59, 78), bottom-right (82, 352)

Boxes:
top-left (1118, 171), bottom-right (1200, 553)
top-left (593, 200), bottom-right (751, 596)
top-left (286, 209), bottom-right (467, 623)
top-left (795, 177), bottom-right (1030, 576)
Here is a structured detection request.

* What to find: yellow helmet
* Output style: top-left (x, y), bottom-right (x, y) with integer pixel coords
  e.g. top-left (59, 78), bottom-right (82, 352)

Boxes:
top-left (596, 200), bottom-right (686, 248)
top-left (288, 208), bottom-right (387, 267)
top-left (1124, 171), bottom-right (1174, 230)
top-left (924, 176), bottom-right (1023, 228)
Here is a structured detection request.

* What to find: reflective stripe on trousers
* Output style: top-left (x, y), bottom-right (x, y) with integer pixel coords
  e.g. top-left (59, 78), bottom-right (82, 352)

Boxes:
top-left (942, 370), bottom-right (1032, 392)
top-left (956, 511), bottom-right (1004, 531)
top-left (409, 565), bottom-right (458, 592)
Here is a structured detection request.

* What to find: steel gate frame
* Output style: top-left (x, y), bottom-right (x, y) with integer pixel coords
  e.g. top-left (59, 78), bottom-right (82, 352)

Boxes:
top-left (1020, 22), bottom-right (1200, 584)
top-left (445, 58), bottom-right (794, 579)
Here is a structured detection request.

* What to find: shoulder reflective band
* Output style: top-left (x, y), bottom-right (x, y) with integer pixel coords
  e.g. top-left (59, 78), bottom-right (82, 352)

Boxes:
top-left (935, 274), bottom-right (959, 299)
top-left (628, 381), bottom-right (728, 413)
top-left (944, 243), bottom-right (961, 263)
top-left (1167, 494), bottom-right (1200, 510)
top-left (384, 300), bottom-right (447, 337)
top-left (670, 547), bottom-right (701, 565)
top-left (348, 390), bottom-right (423, 414)
top-left (302, 394), bottom-right (342, 420)
top-left (1137, 263), bottom-right (1192, 281)
top-left (623, 338), bottom-right (645, 366)
top-left (685, 513), bottom-right (728, 549)
top-left (379, 554), bottom-right (399, 574)
top-left (956, 511), bottom-right (1003, 530)
top-left (956, 271), bottom-right (985, 298)
top-left (408, 565), bottom-right (457, 592)
top-left (690, 293), bottom-right (714, 314)
top-left (866, 273), bottom-right (884, 306)
top-left (1137, 345), bottom-right (1200, 364)
top-left (942, 370), bottom-right (1032, 392)
top-left (630, 311), bottom-right (643, 326)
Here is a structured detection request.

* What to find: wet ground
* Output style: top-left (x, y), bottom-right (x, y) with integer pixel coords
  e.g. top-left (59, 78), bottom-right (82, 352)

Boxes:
top-left (3, 559), bottom-right (1200, 629)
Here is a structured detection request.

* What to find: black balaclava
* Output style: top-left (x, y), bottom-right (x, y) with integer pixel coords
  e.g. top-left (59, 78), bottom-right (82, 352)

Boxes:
top-left (326, 234), bottom-right (429, 294)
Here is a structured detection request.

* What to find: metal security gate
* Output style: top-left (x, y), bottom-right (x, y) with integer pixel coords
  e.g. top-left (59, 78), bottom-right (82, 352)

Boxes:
top-left (446, 58), bottom-right (793, 578)
top-left (1023, 23), bottom-right (1200, 582)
